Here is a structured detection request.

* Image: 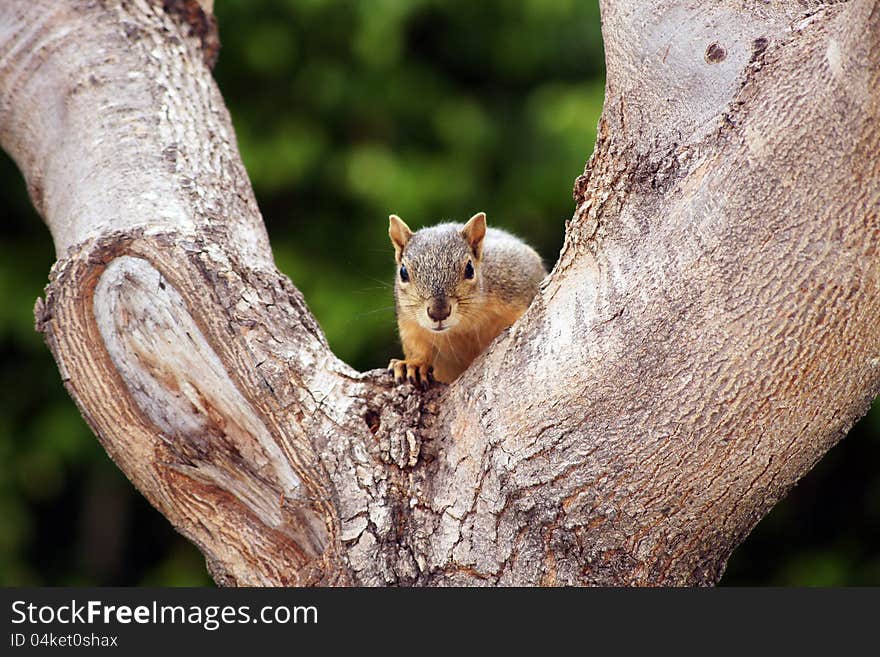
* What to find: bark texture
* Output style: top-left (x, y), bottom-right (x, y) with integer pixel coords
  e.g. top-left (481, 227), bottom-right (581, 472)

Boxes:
top-left (1, 0), bottom-right (878, 586)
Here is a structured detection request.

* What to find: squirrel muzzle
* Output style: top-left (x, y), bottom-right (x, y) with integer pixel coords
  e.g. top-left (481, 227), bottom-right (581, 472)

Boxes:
top-left (426, 297), bottom-right (452, 323)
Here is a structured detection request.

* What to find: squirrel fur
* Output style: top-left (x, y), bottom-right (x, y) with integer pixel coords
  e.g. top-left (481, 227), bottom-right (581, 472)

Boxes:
top-left (387, 212), bottom-right (546, 386)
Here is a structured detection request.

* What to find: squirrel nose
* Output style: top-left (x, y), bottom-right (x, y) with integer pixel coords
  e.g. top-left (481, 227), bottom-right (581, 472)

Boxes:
top-left (427, 299), bottom-right (451, 322)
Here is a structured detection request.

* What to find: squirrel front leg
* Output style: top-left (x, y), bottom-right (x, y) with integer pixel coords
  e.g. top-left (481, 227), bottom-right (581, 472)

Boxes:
top-left (388, 321), bottom-right (435, 389)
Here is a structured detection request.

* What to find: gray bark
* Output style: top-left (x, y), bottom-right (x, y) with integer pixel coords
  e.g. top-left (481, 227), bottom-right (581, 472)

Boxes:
top-left (0, 0), bottom-right (877, 586)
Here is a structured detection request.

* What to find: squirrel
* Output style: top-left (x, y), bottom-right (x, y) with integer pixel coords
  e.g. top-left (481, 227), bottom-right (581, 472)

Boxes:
top-left (387, 211), bottom-right (546, 387)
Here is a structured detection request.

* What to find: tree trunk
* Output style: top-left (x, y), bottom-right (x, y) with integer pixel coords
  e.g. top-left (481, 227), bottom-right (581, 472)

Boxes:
top-left (1, 0), bottom-right (877, 586)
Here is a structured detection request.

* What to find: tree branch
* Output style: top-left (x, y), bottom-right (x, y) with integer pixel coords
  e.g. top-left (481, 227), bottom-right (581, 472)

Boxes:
top-left (1, 0), bottom-right (878, 586)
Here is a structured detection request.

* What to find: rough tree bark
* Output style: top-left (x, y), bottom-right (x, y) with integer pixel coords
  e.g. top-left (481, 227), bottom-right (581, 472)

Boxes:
top-left (0, 0), bottom-right (877, 586)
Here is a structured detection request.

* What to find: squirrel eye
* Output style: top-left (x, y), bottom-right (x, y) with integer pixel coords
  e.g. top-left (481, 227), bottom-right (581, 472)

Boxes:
top-left (399, 265), bottom-right (409, 283)
top-left (464, 260), bottom-right (475, 279)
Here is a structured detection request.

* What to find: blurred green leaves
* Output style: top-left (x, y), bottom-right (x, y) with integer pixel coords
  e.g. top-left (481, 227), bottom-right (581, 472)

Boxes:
top-left (213, 0), bottom-right (604, 369)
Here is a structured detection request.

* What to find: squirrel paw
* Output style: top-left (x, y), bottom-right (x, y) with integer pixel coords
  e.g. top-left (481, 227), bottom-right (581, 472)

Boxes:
top-left (388, 359), bottom-right (434, 390)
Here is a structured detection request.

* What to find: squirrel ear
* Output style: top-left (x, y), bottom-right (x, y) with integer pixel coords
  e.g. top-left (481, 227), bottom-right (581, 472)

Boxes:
top-left (389, 214), bottom-right (413, 262)
top-left (461, 212), bottom-right (487, 259)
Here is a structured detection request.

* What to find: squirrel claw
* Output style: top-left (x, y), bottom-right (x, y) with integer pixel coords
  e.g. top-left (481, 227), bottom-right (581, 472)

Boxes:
top-left (388, 359), bottom-right (433, 390)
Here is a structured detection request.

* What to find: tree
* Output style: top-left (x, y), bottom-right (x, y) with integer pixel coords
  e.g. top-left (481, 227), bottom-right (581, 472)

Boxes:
top-left (0, 0), bottom-right (877, 586)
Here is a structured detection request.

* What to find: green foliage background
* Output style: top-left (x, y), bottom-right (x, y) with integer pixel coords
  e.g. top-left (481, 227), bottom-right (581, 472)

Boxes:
top-left (0, 0), bottom-right (877, 586)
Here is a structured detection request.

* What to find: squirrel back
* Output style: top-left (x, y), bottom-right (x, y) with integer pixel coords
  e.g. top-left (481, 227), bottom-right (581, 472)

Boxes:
top-left (387, 212), bottom-right (546, 386)
top-left (480, 227), bottom-right (548, 308)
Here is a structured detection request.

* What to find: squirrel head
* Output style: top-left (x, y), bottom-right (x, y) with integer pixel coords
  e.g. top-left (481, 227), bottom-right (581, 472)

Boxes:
top-left (389, 212), bottom-right (487, 334)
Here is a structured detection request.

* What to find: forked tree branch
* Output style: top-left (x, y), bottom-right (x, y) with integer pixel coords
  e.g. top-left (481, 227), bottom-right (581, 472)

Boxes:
top-left (0, 0), bottom-right (877, 585)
